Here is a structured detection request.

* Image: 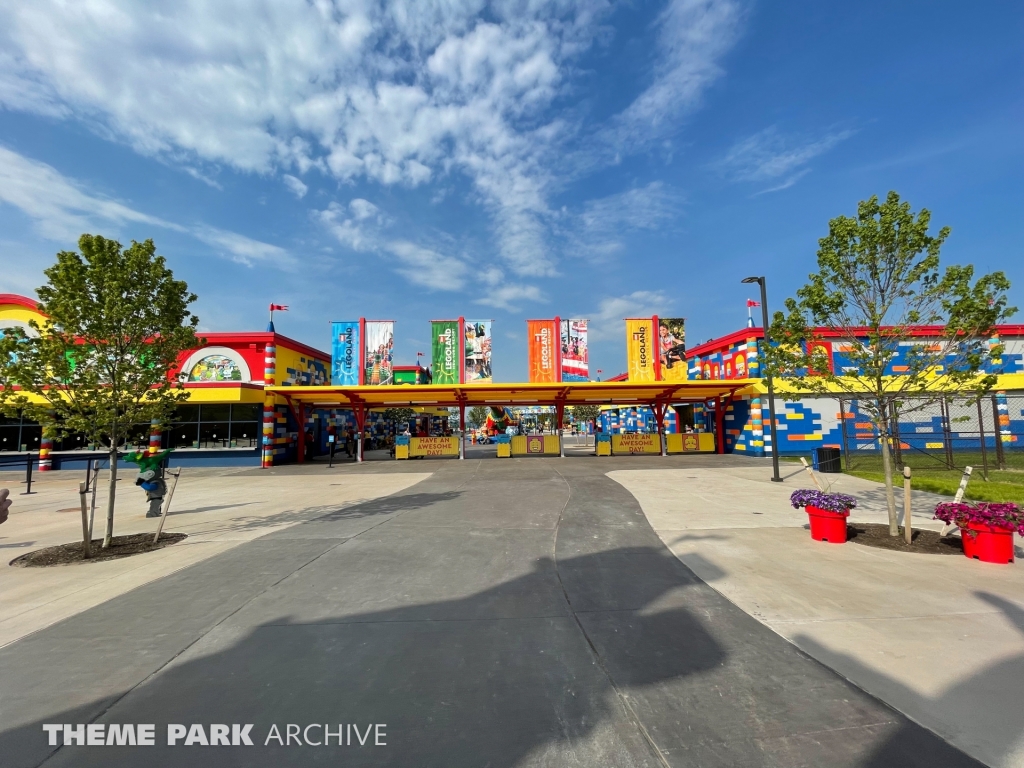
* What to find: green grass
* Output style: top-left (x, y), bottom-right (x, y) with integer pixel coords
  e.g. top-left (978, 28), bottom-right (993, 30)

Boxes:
top-left (782, 452), bottom-right (1024, 504)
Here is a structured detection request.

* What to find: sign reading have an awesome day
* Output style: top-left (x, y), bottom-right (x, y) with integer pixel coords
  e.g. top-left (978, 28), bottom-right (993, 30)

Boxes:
top-left (409, 437), bottom-right (459, 457)
top-left (612, 434), bottom-right (660, 454)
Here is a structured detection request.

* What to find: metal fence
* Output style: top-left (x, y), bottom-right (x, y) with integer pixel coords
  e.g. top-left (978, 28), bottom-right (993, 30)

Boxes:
top-left (838, 392), bottom-right (1024, 477)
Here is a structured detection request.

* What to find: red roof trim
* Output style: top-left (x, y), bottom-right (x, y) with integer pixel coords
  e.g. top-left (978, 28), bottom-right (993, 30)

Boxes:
top-left (182, 381), bottom-right (264, 390)
top-left (0, 294), bottom-right (43, 312)
top-left (194, 332), bottom-right (328, 361)
top-left (686, 324), bottom-right (1024, 359)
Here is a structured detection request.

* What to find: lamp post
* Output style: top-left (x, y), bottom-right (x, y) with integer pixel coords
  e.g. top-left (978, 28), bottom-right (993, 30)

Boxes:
top-left (742, 276), bottom-right (782, 483)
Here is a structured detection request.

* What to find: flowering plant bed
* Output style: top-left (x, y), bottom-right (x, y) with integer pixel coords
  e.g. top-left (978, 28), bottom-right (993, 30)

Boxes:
top-left (933, 502), bottom-right (1024, 535)
top-left (791, 490), bottom-right (857, 543)
top-left (790, 489), bottom-right (857, 513)
top-left (934, 502), bottom-right (1021, 564)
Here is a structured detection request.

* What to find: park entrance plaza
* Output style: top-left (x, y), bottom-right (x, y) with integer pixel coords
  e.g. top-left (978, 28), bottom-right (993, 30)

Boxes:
top-left (270, 380), bottom-right (734, 463)
top-left (2, 451), bottom-right (1023, 767)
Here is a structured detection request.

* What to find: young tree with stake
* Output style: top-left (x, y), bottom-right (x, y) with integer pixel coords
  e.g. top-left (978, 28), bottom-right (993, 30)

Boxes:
top-left (764, 192), bottom-right (1013, 536)
top-left (0, 235), bottom-right (199, 549)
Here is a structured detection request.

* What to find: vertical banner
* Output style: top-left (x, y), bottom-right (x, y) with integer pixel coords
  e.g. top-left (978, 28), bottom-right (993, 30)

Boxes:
top-left (560, 319), bottom-right (589, 382)
top-left (625, 317), bottom-right (657, 382)
top-left (363, 321), bottom-right (394, 385)
top-left (431, 320), bottom-right (461, 384)
top-left (464, 320), bottom-right (493, 383)
top-left (658, 318), bottom-right (687, 382)
top-left (527, 318), bottom-right (560, 383)
top-left (331, 321), bottom-right (361, 386)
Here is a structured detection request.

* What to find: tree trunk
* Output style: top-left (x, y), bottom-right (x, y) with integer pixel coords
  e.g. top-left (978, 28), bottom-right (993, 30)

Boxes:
top-left (102, 446), bottom-right (118, 548)
top-left (878, 419), bottom-right (899, 537)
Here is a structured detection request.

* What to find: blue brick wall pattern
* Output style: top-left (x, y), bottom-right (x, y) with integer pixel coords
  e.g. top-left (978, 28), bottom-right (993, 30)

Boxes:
top-left (282, 356), bottom-right (329, 386)
top-left (598, 407), bottom-right (680, 434)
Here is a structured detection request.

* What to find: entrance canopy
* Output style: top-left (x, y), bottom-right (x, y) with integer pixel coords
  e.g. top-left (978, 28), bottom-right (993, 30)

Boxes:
top-left (267, 380), bottom-right (754, 409)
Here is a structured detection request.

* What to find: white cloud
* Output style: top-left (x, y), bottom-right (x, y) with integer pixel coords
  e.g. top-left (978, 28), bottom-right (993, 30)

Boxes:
top-left (474, 283), bottom-right (545, 311)
top-left (718, 126), bottom-right (855, 192)
top-left (586, 290), bottom-right (672, 340)
top-left (0, 0), bottom-right (743, 279)
top-left (385, 239), bottom-right (468, 291)
top-left (0, 144), bottom-right (289, 266)
top-left (569, 182), bottom-right (682, 260)
top-left (283, 174), bottom-right (308, 199)
top-left (608, 0), bottom-right (744, 147)
top-left (192, 226), bottom-right (292, 267)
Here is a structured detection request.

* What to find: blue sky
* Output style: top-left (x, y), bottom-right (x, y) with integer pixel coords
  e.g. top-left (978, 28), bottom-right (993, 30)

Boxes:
top-left (0, 0), bottom-right (1021, 380)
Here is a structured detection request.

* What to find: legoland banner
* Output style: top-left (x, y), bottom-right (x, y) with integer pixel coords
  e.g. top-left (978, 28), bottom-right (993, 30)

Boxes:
top-left (658, 318), bottom-right (687, 382)
top-left (625, 318), bottom-right (657, 382)
top-left (330, 321), bottom-right (361, 386)
top-left (363, 321), bottom-right (394, 386)
top-left (527, 318), bottom-right (560, 383)
top-left (464, 320), bottom-right (492, 383)
top-left (431, 320), bottom-right (461, 384)
top-left (560, 319), bottom-right (589, 382)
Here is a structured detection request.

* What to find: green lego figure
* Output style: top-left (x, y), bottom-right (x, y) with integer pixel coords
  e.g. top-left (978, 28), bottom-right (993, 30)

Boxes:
top-left (125, 449), bottom-right (172, 518)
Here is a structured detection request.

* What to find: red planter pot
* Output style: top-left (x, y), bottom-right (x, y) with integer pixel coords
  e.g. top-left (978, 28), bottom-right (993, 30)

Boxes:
top-left (806, 505), bottom-right (851, 544)
top-left (960, 522), bottom-right (1015, 564)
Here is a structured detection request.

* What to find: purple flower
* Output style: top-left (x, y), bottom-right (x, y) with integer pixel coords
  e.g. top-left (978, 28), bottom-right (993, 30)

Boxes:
top-left (790, 489), bottom-right (857, 513)
top-left (934, 501), bottom-right (1024, 536)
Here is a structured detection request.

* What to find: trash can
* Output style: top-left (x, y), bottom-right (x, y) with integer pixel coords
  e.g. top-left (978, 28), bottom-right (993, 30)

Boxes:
top-left (815, 446), bottom-right (841, 473)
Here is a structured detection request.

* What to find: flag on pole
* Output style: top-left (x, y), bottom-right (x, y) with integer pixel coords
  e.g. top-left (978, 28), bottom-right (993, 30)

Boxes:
top-left (746, 299), bottom-right (760, 308)
top-left (269, 304), bottom-right (289, 312)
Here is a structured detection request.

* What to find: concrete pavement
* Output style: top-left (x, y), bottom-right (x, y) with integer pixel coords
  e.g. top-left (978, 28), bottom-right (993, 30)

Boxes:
top-left (0, 464), bottom-right (430, 648)
top-left (612, 465), bottom-right (1024, 768)
top-left (0, 455), bottom-right (982, 767)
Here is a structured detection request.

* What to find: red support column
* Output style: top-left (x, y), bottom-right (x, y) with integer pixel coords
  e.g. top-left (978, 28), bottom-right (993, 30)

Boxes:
top-left (715, 396), bottom-right (726, 454)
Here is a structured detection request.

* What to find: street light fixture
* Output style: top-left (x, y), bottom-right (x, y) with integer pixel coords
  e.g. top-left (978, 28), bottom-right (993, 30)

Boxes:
top-left (742, 276), bottom-right (782, 483)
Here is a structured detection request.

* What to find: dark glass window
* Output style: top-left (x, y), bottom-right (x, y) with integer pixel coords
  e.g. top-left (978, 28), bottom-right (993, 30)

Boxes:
top-left (173, 404), bottom-right (201, 423)
top-left (232, 404), bottom-right (261, 422)
top-left (199, 422), bottom-right (230, 447)
top-left (201, 405), bottom-right (231, 423)
top-left (231, 423), bottom-right (259, 446)
top-left (171, 423), bottom-right (199, 449)
top-left (0, 426), bottom-right (19, 452)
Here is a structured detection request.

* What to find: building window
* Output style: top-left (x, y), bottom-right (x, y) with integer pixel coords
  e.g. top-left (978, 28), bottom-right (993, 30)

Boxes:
top-left (166, 403), bottom-right (261, 449)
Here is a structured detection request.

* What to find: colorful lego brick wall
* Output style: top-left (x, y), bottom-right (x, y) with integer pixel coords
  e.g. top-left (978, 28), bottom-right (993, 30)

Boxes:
top-left (276, 342), bottom-right (329, 386)
top-left (688, 336), bottom-right (758, 381)
top-left (598, 406), bottom-right (679, 434)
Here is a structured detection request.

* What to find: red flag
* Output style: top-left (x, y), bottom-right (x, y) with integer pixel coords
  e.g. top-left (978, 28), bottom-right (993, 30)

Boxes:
top-left (746, 299), bottom-right (760, 308)
top-left (269, 304), bottom-right (289, 312)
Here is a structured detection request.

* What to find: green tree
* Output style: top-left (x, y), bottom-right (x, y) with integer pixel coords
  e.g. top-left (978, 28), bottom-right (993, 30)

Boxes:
top-left (467, 406), bottom-right (488, 429)
top-left (569, 404), bottom-right (600, 428)
top-left (382, 407), bottom-right (415, 431)
top-left (765, 193), bottom-right (1014, 535)
top-left (0, 235), bottom-right (199, 548)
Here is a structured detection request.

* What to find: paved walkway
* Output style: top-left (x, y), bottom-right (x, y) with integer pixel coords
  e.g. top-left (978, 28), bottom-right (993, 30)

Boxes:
top-left (0, 457), bottom-right (983, 766)
top-left (613, 465), bottom-right (1024, 768)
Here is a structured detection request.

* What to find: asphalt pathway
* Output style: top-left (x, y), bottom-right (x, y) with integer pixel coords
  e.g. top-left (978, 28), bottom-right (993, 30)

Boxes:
top-left (0, 457), bottom-right (983, 767)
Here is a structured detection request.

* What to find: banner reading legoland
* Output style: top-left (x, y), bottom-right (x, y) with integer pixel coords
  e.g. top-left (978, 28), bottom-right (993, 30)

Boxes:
top-left (527, 318), bottom-right (560, 383)
top-left (363, 320), bottom-right (394, 385)
top-left (658, 317), bottom-right (687, 382)
top-left (464, 319), bottom-right (493, 383)
top-left (560, 319), bottom-right (588, 382)
top-left (625, 317), bottom-right (657, 382)
top-left (331, 321), bottom-right (361, 385)
top-left (431, 319), bottom-right (462, 384)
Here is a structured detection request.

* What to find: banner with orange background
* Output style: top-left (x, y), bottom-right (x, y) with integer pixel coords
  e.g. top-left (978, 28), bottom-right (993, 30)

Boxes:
top-left (527, 318), bottom-right (560, 382)
top-left (625, 317), bottom-right (657, 382)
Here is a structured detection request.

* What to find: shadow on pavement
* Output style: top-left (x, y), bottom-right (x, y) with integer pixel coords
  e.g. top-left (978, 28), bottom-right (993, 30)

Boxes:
top-left (795, 591), bottom-right (1024, 768)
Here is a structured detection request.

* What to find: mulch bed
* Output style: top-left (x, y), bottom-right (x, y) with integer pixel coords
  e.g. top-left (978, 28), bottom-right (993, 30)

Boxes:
top-left (846, 523), bottom-right (962, 555)
top-left (10, 533), bottom-right (187, 567)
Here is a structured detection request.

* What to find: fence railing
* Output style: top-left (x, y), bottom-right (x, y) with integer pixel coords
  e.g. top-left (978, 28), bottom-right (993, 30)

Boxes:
top-left (837, 393), bottom-right (1023, 477)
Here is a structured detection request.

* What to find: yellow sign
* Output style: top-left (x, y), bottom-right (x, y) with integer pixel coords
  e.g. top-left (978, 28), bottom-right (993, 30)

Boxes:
top-left (666, 433), bottom-right (715, 453)
top-left (511, 434), bottom-right (560, 455)
top-left (612, 433), bottom-right (660, 454)
top-left (625, 318), bottom-right (657, 382)
top-left (409, 436), bottom-right (459, 457)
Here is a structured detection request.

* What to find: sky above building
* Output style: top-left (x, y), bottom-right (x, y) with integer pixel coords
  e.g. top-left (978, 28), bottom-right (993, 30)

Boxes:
top-left (0, 0), bottom-right (1021, 380)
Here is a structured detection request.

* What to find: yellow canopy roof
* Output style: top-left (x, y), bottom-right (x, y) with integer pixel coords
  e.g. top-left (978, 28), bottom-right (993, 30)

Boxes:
top-left (267, 380), bottom-right (755, 409)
